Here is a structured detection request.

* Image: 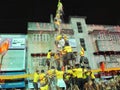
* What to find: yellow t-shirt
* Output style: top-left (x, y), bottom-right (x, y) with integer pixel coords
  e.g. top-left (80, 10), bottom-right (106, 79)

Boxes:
top-left (91, 73), bottom-right (95, 79)
top-left (65, 69), bottom-right (73, 80)
top-left (82, 69), bottom-right (87, 79)
top-left (64, 46), bottom-right (73, 53)
top-left (33, 72), bottom-right (39, 83)
top-left (55, 35), bottom-right (62, 41)
top-left (81, 47), bottom-right (84, 52)
top-left (80, 51), bottom-right (84, 56)
top-left (47, 69), bottom-right (56, 78)
top-left (66, 69), bottom-right (73, 75)
top-left (57, 1), bottom-right (63, 10)
top-left (40, 84), bottom-right (49, 90)
top-left (56, 13), bottom-right (60, 18)
top-left (56, 70), bottom-right (64, 79)
top-left (54, 53), bottom-right (60, 60)
top-left (73, 68), bottom-right (83, 78)
top-left (47, 52), bottom-right (51, 59)
top-left (39, 73), bottom-right (46, 84)
top-left (60, 49), bottom-right (66, 55)
top-left (63, 35), bottom-right (68, 41)
top-left (72, 72), bottom-right (77, 78)
top-left (54, 20), bottom-right (60, 26)
top-left (85, 71), bottom-right (95, 79)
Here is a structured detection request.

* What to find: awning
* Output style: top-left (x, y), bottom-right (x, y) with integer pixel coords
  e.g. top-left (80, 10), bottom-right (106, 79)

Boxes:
top-left (0, 81), bottom-right (25, 88)
top-left (0, 71), bottom-right (25, 75)
top-left (0, 72), bottom-right (26, 88)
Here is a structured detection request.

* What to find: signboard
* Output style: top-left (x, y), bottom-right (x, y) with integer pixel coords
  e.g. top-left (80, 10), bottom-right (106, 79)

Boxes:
top-left (11, 38), bottom-right (25, 47)
top-left (96, 40), bottom-right (120, 51)
top-left (0, 37), bottom-right (26, 49)
top-left (0, 81), bottom-right (25, 88)
top-left (89, 25), bottom-right (120, 32)
top-left (5, 38), bottom-right (26, 49)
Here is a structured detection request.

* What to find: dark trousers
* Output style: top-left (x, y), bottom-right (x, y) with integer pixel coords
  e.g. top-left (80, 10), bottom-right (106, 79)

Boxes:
top-left (77, 78), bottom-right (83, 90)
top-left (33, 82), bottom-right (38, 90)
top-left (82, 78), bottom-right (88, 87)
top-left (71, 77), bottom-right (77, 85)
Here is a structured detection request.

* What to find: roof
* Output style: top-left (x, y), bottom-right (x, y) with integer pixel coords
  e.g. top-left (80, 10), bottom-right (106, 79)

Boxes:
top-left (28, 22), bottom-right (54, 31)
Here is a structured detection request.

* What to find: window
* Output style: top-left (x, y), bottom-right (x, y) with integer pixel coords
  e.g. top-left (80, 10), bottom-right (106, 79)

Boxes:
top-left (80, 38), bottom-right (86, 51)
top-left (37, 34), bottom-right (39, 41)
top-left (77, 22), bottom-right (82, 33)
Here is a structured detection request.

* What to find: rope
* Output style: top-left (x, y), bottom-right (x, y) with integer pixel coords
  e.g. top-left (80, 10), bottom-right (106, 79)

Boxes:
top-left (0, 74), bottom-right (33, 80)
top-left (0, 67), bottom-right (120, 79)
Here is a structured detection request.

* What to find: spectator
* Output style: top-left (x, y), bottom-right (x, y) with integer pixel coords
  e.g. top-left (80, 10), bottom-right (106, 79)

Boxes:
top-left (56, 68), bottom-right (66, 90)
top-left (46, 50), bottom-right (52, 70)
top-left (33, 70), bottom-right (39, 90)
top-left (39, 70), bottom-right (49, 90)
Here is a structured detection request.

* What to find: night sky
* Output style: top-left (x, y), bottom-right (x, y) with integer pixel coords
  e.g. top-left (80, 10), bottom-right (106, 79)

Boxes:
top-left (0, 0), bottom-right (119, 34)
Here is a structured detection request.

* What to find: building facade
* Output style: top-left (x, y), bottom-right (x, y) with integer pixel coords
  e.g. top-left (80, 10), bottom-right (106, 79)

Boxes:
top-left (27, 16), bottom-right (120, 72)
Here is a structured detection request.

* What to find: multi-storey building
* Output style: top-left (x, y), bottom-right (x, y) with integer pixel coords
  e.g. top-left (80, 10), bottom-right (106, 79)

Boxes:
top-left (27, 16), bottom-right (120, 73)
top-left (0, 16), bottom-right (120, 89)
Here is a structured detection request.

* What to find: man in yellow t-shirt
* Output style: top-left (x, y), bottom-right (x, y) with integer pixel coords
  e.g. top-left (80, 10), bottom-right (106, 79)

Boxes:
top-left (85, 67), bottom-right (95, 81)
top-left (55, 35), bottom-right (62, 42)
top-left (63, 42), bottom-right (75, 68)
top-left (47, 66), bottom-right (57, 90)
top-left (54, 53), bottom-right (61, 70)
top-left (64, 66), bottom-right (73, 89)
top-left (55, 35), bottom-right (62, 47)
top-left (54, 18), bottom-right (61, 30)
top-left (39, 70), bottom-right (49, 90)
top-left (46, 50), bottom-right (52, 70)
top-left (72, 64), bottom-right (84, 90)
top-left (47, 66), bottom-right (56, 79)
top-left (80, 47), bottom-right (85, 68)
top-left (56, 68), bottom-right (66, 90)
top-left (33, 70), bottom-right (39, 90)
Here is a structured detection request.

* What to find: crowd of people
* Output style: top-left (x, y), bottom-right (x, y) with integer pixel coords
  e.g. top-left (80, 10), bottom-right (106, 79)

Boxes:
top-left (33, 64), bottom-right (94, 90)
top-left (33, 62), bottom-right (120, 90)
